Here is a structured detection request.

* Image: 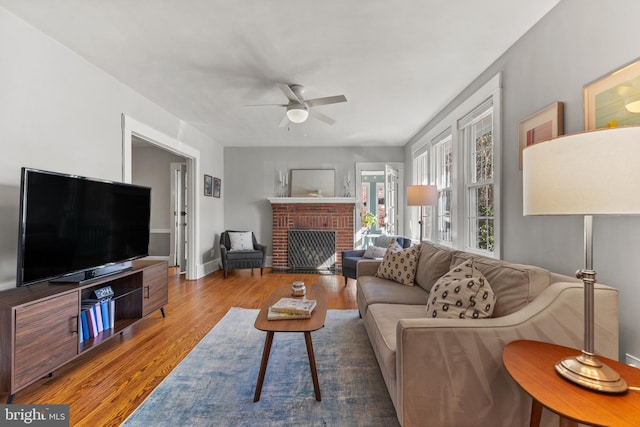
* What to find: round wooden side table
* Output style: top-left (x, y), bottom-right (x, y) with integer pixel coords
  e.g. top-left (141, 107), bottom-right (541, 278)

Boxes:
top-left (503, 340), bottom-right (640, 427)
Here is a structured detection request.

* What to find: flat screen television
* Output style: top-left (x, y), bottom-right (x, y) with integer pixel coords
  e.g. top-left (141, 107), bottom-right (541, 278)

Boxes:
top-left (16, 167), bottom-right (151, 286)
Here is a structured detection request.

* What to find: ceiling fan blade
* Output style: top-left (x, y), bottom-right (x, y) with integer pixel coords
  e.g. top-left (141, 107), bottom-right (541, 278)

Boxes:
top-left (277, 83), bottom-right (302, 104)
top-left (310, 109), bottom-right (336, 125)
top-left (244, 103), bottom-right (287, 107)
top-left (306, 95), bottom-right (347, 107)
top-left (278, 113), bottom-right (290, 128)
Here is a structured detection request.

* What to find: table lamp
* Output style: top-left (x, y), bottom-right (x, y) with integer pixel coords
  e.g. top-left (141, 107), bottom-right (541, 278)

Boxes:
top-left (523, 126), bottom-right (640, 394)
top-left (407, 185), bottom-right (438, 242)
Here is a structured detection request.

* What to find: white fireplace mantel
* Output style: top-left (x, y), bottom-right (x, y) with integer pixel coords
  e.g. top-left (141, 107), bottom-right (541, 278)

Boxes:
top-left (268, 197), bottom-right (357, 204)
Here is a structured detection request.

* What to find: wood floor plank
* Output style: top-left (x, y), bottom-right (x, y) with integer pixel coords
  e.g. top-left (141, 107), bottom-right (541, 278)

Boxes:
top-left (1, 268), bottom-right (358, 426)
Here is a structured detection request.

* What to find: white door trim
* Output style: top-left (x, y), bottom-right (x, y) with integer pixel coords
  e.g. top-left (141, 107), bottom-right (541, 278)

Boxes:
top-left (121, 114), bottom-right (200, 280)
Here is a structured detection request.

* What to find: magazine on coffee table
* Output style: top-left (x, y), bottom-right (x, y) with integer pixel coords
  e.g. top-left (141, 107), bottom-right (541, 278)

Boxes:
top-left (270, 297), bottom-right (317, 315)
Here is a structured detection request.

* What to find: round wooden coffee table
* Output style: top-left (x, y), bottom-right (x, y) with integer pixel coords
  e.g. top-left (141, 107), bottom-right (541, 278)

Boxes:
top-left (253, 284), bottom-right (327, 402)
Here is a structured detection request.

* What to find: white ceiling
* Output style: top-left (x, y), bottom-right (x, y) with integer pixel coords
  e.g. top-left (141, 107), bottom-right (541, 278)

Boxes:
top-left (1, 0), bottom-right (560, 147)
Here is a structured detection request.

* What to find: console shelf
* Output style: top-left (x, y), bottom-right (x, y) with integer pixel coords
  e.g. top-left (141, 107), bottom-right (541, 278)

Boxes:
top-left (0, 259), bottom-right (168, 402)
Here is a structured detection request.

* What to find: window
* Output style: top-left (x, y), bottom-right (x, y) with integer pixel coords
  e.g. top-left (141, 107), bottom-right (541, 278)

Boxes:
top-left (460, 101), bottom-right (494, 253)
top-left (410, 73), bottom-right (501, 257)
top-left (433, 133), bottom-right (453, 244)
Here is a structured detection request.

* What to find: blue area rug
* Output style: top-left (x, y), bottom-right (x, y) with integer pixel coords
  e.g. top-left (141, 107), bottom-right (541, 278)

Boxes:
top-left (122, 307), bottom-right (398, 427)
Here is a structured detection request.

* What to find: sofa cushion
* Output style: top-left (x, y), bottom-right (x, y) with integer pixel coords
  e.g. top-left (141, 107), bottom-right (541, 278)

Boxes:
top-left (375, 242), bottom-right (420, 286)
top-left (414, 241), bottom-right (457, 292)
top-left (450, 253), bottom-right (551, 317)
top-left (358, 275), bottom-right (430, 311)
top-left (426, 259), bottom-right (496, 319)
top-left (363, 303), bottom-right (428, 399)
top-left (363, 245), bottom-right (386, 259)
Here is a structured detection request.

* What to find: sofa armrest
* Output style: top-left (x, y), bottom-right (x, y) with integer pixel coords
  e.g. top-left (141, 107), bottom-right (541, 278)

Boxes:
top-left (356, 259), bottom-right (381, 278)
top-left (394, 282), bottom-right (619, 427)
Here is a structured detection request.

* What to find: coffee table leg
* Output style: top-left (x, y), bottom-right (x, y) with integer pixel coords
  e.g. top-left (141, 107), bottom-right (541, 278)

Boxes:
top-left (304, 331), bottom-right (321, 401)
top-left (254, 331), bottom-right (274, 402)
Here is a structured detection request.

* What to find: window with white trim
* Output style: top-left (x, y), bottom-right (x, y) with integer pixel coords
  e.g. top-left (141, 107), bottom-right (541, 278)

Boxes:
top-left (410, 73), bottom-right (501, 258)
top-left (459, 100), bottom-right (494, 253)
top-left (433, 133), bottom-right (453, 244)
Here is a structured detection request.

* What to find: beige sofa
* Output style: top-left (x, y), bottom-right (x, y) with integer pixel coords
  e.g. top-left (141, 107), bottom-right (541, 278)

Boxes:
top-left (356, 241), bottom-right (620, 427)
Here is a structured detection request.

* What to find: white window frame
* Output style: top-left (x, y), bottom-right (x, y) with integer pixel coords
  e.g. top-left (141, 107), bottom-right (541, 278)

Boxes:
top-left (432, 131), bottom-right (453, 246)
top-left (410, 73), bottom-right (501, 258)
top-left (459, 101), bottom-right (496, 255)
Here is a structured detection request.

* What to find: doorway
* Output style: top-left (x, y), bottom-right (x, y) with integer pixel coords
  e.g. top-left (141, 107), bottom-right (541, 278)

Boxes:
top-left (354, 162), bottom-right (404, 249)
top-left (122, 114), bottom-right (201, 281)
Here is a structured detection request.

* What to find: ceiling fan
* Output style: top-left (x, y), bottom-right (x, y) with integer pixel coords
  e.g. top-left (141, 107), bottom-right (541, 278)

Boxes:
top-left (248, 83), bottom-right (347, 127)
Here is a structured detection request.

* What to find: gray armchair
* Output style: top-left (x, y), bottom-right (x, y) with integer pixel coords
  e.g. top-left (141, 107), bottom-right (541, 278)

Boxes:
top-left (219, 230), bottom-right (267, 278)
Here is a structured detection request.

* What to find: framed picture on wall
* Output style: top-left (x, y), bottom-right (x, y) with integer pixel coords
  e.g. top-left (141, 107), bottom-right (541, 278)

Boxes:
top-left (518, 101), bottom-right (564, 170)
top-left (213, 177), bottom-right (221, 198)
top-left (204, 174), bottom-right (213, 197)
top-left (584, 58), bottom-right (640, 130)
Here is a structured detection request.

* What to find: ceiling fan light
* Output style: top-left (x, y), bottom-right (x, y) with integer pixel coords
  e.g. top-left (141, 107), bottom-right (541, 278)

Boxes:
top-left (625, 100), bottom-right (640, 113)
top-left (286, 107), bottom-right (309, 123)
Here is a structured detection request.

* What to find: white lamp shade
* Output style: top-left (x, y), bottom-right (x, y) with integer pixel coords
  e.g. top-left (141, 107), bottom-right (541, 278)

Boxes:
top-left (407, 185), bottom-right (438, 206)
top-left (286, 107), bottom-right (309, 123)
top-left (523, 126), bottom-right (640, 215)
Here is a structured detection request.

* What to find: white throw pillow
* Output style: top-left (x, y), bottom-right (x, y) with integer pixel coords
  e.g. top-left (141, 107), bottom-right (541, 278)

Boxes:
top-left (228, 232), bottom-right (254, 251)
top-left (363, 245), bottom-right (386, 259)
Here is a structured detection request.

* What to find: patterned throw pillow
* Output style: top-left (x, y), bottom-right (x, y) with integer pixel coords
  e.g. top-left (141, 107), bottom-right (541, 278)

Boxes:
top-left (426, 259), bottom-right (497, 319)
top-left (228, 231), bottom-right (253, 251)
top-left (375, 240), bottom-right (420, 286)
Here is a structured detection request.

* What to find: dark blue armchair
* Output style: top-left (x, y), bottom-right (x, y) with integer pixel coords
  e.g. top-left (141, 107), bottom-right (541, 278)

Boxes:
top-left (341, 235), bottom-right (412, 285)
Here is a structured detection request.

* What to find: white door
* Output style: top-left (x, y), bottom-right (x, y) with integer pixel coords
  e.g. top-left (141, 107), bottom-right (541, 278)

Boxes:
top-left (170, 163), bottom-right (187, 273)
top-left (384, 164), bottom-right (399, 235)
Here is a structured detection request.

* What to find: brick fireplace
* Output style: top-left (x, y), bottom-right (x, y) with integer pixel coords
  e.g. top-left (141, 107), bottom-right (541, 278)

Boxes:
top-left (269, 198), bottom-right (355, 271)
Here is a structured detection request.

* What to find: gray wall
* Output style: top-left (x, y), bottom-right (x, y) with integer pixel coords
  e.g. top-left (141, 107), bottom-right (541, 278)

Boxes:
top-left (224, 146), bottom-right (404, 255)
top-left (404, 0), bottom-right (640, 360)
top-left (0, 7), bottom-right (224, 289)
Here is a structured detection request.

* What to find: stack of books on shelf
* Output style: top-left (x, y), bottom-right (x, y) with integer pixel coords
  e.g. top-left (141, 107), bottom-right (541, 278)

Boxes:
top-left (268, 297), bottom-right (317, 320)
top-left (79, 286), bottom-right (116, 342)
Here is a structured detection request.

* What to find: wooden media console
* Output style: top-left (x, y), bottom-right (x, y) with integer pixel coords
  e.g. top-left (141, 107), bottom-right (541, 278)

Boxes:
top-left (0, 259), bottom-right (168, 402)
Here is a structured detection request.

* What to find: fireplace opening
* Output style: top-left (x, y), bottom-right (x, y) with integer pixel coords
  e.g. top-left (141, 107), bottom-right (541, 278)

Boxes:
top-left (288, 229), bottom-right (336, 272)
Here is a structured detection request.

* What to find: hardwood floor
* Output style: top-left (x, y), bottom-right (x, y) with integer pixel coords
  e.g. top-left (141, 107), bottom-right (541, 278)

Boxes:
top-left (2, 268), bottom-right (358, 426)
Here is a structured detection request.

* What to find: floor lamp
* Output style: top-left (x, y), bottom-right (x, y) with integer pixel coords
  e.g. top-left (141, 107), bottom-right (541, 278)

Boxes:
top-left (523, 126), bottom-right (640, 394)
top-left (407, 185), bottom-right (437, 242)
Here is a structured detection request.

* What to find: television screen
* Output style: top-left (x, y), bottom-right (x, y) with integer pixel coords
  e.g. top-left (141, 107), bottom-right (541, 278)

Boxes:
top-left (17, 168), bottom-right (151, 286)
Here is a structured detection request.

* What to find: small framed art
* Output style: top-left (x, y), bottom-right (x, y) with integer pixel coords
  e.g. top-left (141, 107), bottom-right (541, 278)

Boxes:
top-left (518, 101), bottom-right (564, 170)
top-left (584, 58), bottom-right (640, 130)
top-left (204, 174), bottom-right (213, 197)
top-left (213, 177), bottom-right (221, 198)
